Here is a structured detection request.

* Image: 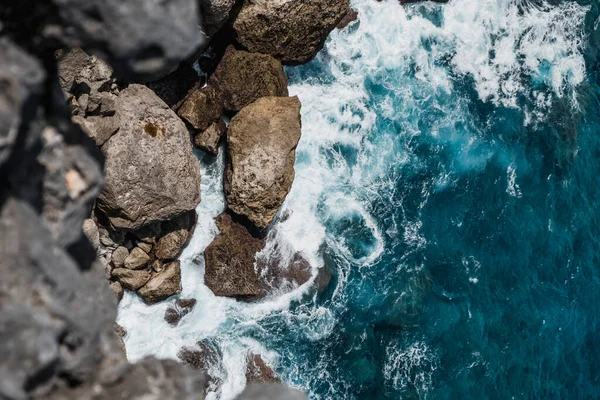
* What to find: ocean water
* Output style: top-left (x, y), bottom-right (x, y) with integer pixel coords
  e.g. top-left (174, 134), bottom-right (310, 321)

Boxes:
top-left (117, 0), bottom-right (600, 398)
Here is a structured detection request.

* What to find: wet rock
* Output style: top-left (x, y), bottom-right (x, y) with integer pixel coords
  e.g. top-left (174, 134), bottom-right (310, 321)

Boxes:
top-left (194, 120), bottom-right (227, 155)
top-left (337, 7), bottom-right (359, 29)
top-left (112, 268), bottom-right (152, 291)
top-left (47, 0), bottom-right (206, 80)
top-left (155, 229), bottom-right (190, 260)
top-left (246, 354), bottom-right (280, 384)
top-left (199, 0), bottom-right (238, 37)
top-left (177, 340), bottom-right (221, 371)
top-left (111, 246), bottom-right (129, 267)
top-left (124, 247), bottom-right (151, 270)
top-left (164, 298), bottom-right (197, 326)
top-left (233, 0), bottom-right (349, 65)
top-left (138, 261), bottom-right (182, 304)
top-left (209, 46), bottom-right (288, 113)
top-left (225, 96), bottom-right (301, 229)
top-left (96, 84), bottom-right (201, 230)
top-left (146, 62), bottom-right (203, 110)
top-left (234, 384), bottom-right (308, 400)
top-left (177, 86), bottom-right (223, 132)
top-left (204, 213), bottom-right (267, 300)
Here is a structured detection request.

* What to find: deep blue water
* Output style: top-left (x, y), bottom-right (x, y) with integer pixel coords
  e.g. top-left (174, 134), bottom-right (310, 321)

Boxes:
top-left (260, 0), bottom-right (600, 398)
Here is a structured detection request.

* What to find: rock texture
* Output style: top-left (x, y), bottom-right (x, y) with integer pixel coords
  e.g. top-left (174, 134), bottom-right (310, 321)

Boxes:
top-left (204, 213), bottom-right (314, 300)
top-left (233, 0), bottom-right (349, 65)
top-left (235, 384), bottom-right (308, 400)
top-left (199, 0), bottom-right (238, 37)
top-left (164, 298), bottom-right (197, 326)
top-left (97, 84), bottom-right (200, 230)
top-left (209, 46), bottom-right (289, 112)
top-left (138, 261), bottom-right (182, 304)
top-left (225, 96), bottom-right (301, 229)
top-left (337, 6), bottom-right (359, 29)
top-left (195, 120), bottom-right (227, 155)
top-left (246, 354), bottom-right (281, 384)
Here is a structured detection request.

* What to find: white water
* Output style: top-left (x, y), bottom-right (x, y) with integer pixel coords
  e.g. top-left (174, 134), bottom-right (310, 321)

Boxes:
top-left (117, 0), bottom-right (589, 398)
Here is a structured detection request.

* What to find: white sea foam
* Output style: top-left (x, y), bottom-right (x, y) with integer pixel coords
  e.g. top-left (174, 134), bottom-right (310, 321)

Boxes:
top-left (118, 0), bottom-right (591, 398)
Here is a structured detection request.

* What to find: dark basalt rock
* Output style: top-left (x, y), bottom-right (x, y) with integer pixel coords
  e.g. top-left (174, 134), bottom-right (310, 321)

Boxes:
top-left (232, 0), bottom-right (349, 65)
top-left (209, 46), bottom-right (289, 113)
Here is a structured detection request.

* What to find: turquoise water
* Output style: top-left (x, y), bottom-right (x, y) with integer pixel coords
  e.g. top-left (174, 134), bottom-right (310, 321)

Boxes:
top-left (119, 0), bottom-right (600, 398)
top-left (268, 0), bottom-right (600, 398)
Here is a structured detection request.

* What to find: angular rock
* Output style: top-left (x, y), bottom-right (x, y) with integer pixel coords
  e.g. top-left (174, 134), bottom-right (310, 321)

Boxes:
top-left (233, 0), bottom-right (349, 65)
top-left (124, 247), bottom-right (151, 270)
top-left (199, 0), bottom-right (238, 37)
top-left (72, 114), bottom-right (120, 147)
top-left (337, 7), bottom-right (359, 29)
top-left (138, 261), bottom-right (182, 304)
top-left (177, 86), bottom-right (223, 132)
top-left (209, 46), bottom-right (288, 112)
top-left (111, 246), bottom-right (129, 267)
top-left (177, 340), bottom-right (221, 371)
top-left (246, 354), bottom-right (280, 384)
top-left (164, 298), bottom-right (197, 325)
top-left (96, 84), bottom-right (201, 230)
top-left (194, 120), bottom-right (227, 155)
top-left (47, 0), bottom-right (206, 80)
top-left (204, 213), bottom-right (267, 300)
top-left (112, 268), bottom-right (151, 291)
top-left (155, 229), bottom-right (190, 261)
top-left (225, 96), bottom-right (301, 229)
top-left (137, 241), bottom-right (153, 254)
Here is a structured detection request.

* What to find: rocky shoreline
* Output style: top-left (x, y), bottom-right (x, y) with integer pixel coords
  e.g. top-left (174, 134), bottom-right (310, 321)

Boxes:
top-left (0, 0), bottom-right (361, 398)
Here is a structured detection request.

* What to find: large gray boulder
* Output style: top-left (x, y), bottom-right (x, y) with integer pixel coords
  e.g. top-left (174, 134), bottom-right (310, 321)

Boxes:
top-left (233, 0), bottom-right (349, 65)
top-left (225, 96), bottom-right (301, 229)
top-left (97, 84), bottom-right (201, 230)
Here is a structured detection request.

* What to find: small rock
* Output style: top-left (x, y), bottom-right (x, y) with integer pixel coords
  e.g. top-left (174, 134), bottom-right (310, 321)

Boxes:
top-left (82, 218), bottom-right (100, 251)
top-left (194, 120), bottom-right (226, 155)
top-left (138, 261), bottom-right (182, 304)
top-left (137, 241), bottom-right (153, 254)
top-left (176, 298), bottom-right (197, 309)
top-left (111, 246), bottom-right (130, 267)
top-left (112, 268), bottom-right (151, 291)
top-left (164, 298), bottom-right (196, 326)
top-left (124, 247), bottom-right (150, 270)
top-left (246, 353), bottom-right (280, 384)
top-left (177, 86), bottom-right (222, 132)
top-left (150, 259), bottom-right (164, 273)
top-left (209, 46), bottom-right (288, 112)
top-left (155, 229), bottom-right (190, 260)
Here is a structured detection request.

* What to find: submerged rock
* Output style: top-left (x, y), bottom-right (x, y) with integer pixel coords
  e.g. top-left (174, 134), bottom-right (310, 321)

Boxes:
top-left (209, 46), bottom-right (288, 112)
top-left (233, 0), bottom-right (349, 65)
top-left (164, 298), bottom-right (197, 326)
top-left (246, 354), bottom-right (281, 384)
top-left (225, 96), bottom-right (302, 229)
top-left (96, 84), bottom-right (201, 230)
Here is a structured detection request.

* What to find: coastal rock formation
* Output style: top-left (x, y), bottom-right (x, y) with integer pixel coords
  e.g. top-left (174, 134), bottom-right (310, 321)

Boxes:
top-left (225, 96), bottom-right (301, 229)
top-left (204, 213), bottom-right (315, 300)
top-left (97, 84), bottom-right (201, 231)
top-left (233, 0), bottom-right (349, 65)
top-left (165, 298), bottom-right (197, 325)
top-left (209, 46), bottom-right (289, 112)
top-left (246, 354), bottom-right (281, 384)
top-left (204, 213), bottom-right (267, 299)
